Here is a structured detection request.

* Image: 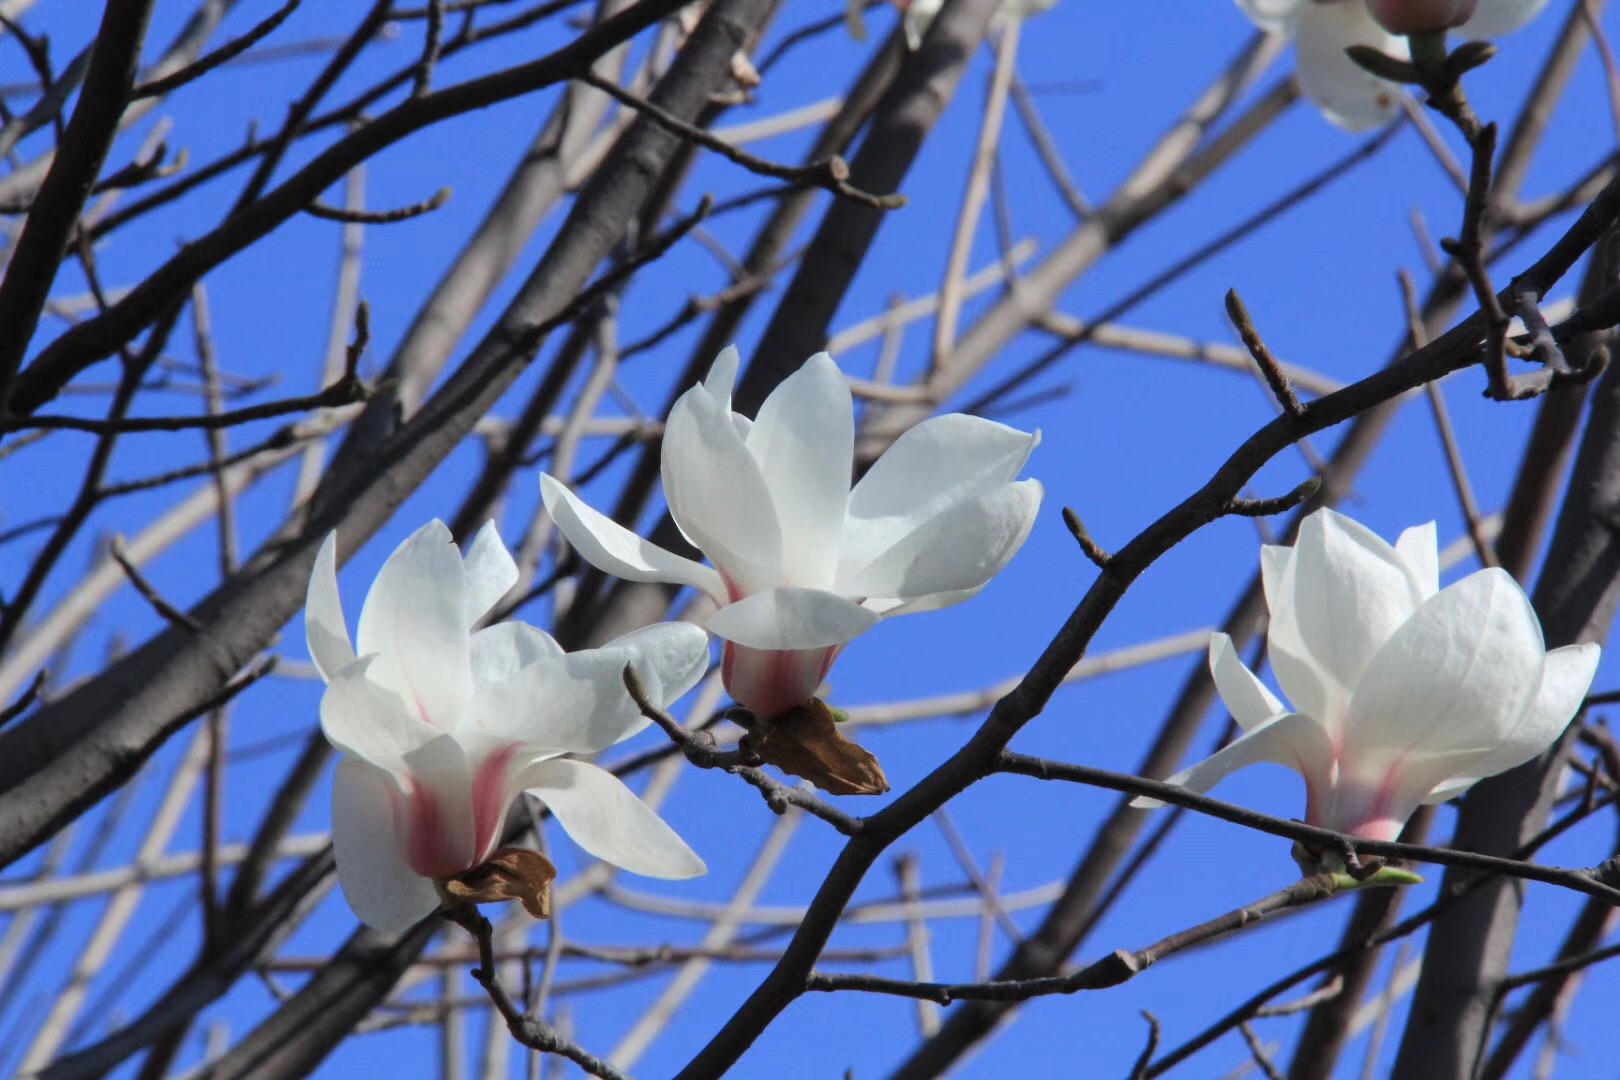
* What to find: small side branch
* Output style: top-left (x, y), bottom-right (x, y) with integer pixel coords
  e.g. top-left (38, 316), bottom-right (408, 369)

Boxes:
top-left (623, 666), bottom-right (863, 836)
top-left (1226, 476), bottom-right (1321, 518)
top-left (0, 669), bottom-right (47, 728)
top-left (132, 0), bottom-right (304, 100)
top-left (443, 904), bottom-right (629, 1080)
top-left (578, 71), bottom-right (904, 211)
top-left (1061, 507), bottom-right (1111, 571)
top-left (1225, 289), bottom-right (1304, 419)
top-left (110, 536), bottom-right (200, 631)
top-left (306, 187), bottom-right (450, 224)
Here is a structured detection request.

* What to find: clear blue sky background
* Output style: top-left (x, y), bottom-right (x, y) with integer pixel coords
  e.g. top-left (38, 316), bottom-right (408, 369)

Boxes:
top-left (3, 1), bottom-right (1619, 1076)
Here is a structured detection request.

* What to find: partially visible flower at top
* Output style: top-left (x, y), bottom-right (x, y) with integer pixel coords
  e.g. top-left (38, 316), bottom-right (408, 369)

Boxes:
top-left (1133, 508), bottom-right (1599, 857)
top-left (1365, 0), bottom-right (1475, 34)
top-left (894, 0), bottom-right (1057, 52)
top-left (1237, 0), bottom-right (1550, 130)
top-left (308, 520), bottom-right (709, 932)
top-left (541, 347), bottom-right (1044, 722)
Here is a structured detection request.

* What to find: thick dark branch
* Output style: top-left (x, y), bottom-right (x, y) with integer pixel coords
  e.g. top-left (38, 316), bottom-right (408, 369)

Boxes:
top-left (0, 0), bottom-right (155, 410)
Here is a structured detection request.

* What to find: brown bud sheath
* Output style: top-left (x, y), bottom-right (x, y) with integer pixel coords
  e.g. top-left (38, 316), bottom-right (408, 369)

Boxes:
top-left (440, 848), bottom-right (558, 919)
top-left (750, 698), bottom-right (890, 796)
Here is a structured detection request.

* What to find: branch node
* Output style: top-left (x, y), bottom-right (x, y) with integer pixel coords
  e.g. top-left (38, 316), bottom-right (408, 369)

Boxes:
top-left (1061, 507), bottom-right (1111, 570)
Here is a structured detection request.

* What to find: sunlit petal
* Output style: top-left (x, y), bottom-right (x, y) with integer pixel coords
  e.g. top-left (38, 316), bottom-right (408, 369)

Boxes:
top-left (839, 480), bottom-right (1043, 601)
top-left (1293, 0), bottom-right (1407, 131)
top-left (331, 758), bottom-right (440, 932)
top-left (540, 473), bottom-right (724, 601)
top-left (354, 520), bottom-right (473, 727)
top-left (463, 520), bottom-right (519, 626)
top-left (747, 354), bottom-right (853, 588)
top-left (528, 759), bottom-right (706, 878)
top-left (306, 532), bottom-right (356, 683)
top-left (705, 587), bottom-right (881, 650)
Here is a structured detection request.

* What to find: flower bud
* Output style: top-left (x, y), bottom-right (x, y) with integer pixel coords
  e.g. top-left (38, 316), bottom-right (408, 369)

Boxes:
top-left (1365, 0), bottom-right (1478, 34)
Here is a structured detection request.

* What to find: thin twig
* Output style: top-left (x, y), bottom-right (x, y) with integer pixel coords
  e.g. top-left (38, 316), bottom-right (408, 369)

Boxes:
top-left (306, 186), bottom-right (450, 223)
top-left (622, 666), bottom-right (863, 836)
top-left (577, 70), bottom-right (904, 210)
top-left (443, 905), bottom-right (629, 1080)
top-left (1225, 289), bottom-right (1304, 419)
top-left (132, 0), bottom-right (304, 99)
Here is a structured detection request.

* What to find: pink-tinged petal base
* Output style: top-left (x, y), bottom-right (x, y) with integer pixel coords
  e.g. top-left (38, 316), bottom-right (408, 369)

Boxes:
top-left (1307, 759), bottom-right (1444, 843)
top-left (393, 744), bottom-right (519, 878)
top-left (722, 641), bottom-right (840, 719)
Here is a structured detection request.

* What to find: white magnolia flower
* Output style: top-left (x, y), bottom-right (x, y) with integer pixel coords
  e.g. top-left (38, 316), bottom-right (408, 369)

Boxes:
top-left (541, 348), bottom-right (1044, 720)
top-left (307, 520), bottom-right (709, 932)
top-left (1239, 0), bottom-right (1550, 130)
top-left (1134, 508), bottom-right (1599, 842)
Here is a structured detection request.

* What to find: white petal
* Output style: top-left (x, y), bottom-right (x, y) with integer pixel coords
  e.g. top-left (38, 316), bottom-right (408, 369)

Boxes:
top-left (320, 658), bottom-right (439, 770)
top-left (704, 344), bottom-right (741, 405)
top-left (354, 521), bottom-right (473, 727)
top-left (1345, 568), bottom-right (1546, 775)
top-left (745, 354), bottom-right (853, 588)
top-left (1395, 521), bottom-right (1440, 601)
top-left (331, 758), bottom-right (440, 932)
top-left (843, 414), bottom-right (1039, 573)
top-left (1210, 632), bottom-right (1286, 730)
top-left (463, 521), bottom-right (518, 625)
top-left (1236, 0), bottom-right (1301, 34)
top-left (1293, 0), bottom-right (1407, 131)
top-left (396, 734), bottom-right (480, 877)
top-left (539, 473), bottom-right (724, 600)
top-left (1458, 0), bottom-right (1549, 36)
top-left (1130, 713), bottom-right (1333, 809)
top-left (662, 383), bottom-right (785, 595)
top-left (600, 621), bottom-right (712, 706)
top-left (723, 641), bottom-right (835, 718)
top-left (1262, 541), bottom-right (1337, 725)
top-left (1422, 775), bottom-right (1478, 805)
top-left (306, 532), bottom-right (356, 683)
top-left (1291, 509), bottom-right (1425, 695)
top-left (527, 759), bottom-right (706, 879)
top-left (462, 648), bottom-right (655, 754)
top-left (867, 582), bottom-right (987, 618)
top-left (1451, 641), bottom-right (1600, 780)
top-left (839, 480), bottom-right (1043, 601)
top-left (1259, 543), bottom-right (1295, 612)
top-left (705, 588), bottom-right (881, 650)
top-left (470, 622), bottom-right (563, 685)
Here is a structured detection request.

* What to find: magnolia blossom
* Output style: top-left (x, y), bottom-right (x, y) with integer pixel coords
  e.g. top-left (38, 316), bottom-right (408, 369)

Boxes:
top-left (308, 520), bottom-right (709, 931)
top-left (541, 348), bottom-right (1043, 719)
top-left (1134, 509), bottom-right (1599, 844)
top-left (1239, 0), bottom-right (1550, 130)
